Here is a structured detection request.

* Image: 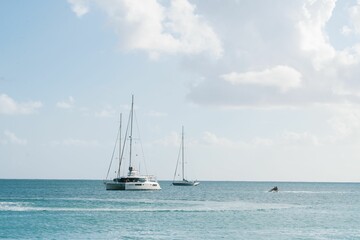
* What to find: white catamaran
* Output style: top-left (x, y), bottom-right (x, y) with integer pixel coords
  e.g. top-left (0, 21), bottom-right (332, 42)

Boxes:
top-left (172, 126), bottom-right (199, 186)
top-left (104, 95), bottom-right (161, 191)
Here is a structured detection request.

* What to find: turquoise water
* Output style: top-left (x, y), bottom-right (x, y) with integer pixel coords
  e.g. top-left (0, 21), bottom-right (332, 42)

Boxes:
top-left (1, 180), bottom-right (360, 239)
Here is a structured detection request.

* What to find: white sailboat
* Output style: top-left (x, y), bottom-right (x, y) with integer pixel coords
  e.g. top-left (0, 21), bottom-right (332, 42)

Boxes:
top-left (172, 126), bottom-right (199, 186)
top-left (104, 95), bottom-right (161, 190)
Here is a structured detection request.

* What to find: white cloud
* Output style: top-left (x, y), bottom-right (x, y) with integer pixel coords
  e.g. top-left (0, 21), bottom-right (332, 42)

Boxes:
top-left (95, 106), bottom-right (116, 118)
top-left (56, 96), bottom-right (75, 109)
top-left (200, 131), bottom-right (244, 148)
top-left (327, 103), bottom-right (360, 138)
top-left (335, 45), bottom-right (360, 66)
top-left (201, 130), bottom-right (322, 148)
top-left (341, 25), bottom-right (353, 36)
top-left (186, 1), bottom-right (360, 109)
top-left (1, 130), bottom-right (27, 145)
top-left (165, 0), bottom-right (223, 58)
top-left (69, 0), bottom-right (223, 59)
top-left (280, 131), bottom-right (320, 146)
top-left (153, 131), bottom-right (180, 147)
top-left (221, 65), bottom-right (302, 92)
top-left (297, 0), bottom-right (336, 70)
top-left (68, 0), bottom-right (89, 17)
top-left (0, 94), bottom-right (42, 115)
top-left (348, 0), bottom-right (360, 35)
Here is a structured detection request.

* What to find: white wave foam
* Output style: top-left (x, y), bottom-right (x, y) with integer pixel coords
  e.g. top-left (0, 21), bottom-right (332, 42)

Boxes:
top-left (0, 201), bottom-right (32, 211)
top-left (0, 200), bottom-right (296, 212)
top-left (281, 190), bottom-right (350, 194)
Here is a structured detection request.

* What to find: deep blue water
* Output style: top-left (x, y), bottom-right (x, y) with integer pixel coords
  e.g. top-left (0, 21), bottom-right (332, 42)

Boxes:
top-left (1, 180), bottom-right (360, 239)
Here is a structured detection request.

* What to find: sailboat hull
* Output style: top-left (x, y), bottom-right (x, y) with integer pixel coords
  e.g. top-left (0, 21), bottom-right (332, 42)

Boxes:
top-left (172, 181), bottom-right (199, 186)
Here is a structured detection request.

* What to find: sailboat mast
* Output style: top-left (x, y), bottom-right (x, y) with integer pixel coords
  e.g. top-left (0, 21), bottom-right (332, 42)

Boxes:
top-left (116, 113), bottom-right (122, 178)
top-left (182, 126), bottom-right (185, 180)
top-left (129, 95), bottom-right (134, 169)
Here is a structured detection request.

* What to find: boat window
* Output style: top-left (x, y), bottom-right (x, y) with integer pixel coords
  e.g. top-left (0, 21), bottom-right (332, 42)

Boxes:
top-left (119, 178), bottom-right (139, 182)
top-left (124, 178), bottom-right (139, 182)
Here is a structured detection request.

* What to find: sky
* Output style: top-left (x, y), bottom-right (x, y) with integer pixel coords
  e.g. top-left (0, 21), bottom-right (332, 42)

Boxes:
top-left (1, 0), bottom-right (360, 182)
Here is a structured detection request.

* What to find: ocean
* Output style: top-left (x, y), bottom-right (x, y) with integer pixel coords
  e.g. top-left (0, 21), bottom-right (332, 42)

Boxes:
top-left (1, 180), bottom-right (360, 239)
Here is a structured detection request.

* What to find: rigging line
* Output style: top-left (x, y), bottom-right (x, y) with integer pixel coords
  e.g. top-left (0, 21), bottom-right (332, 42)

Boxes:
top-left (105, 123), bottom-right (121, 180)
top-left (118, 109), bottom-right (132, 175)
top-left (173, 138), bottom-right (182, 182)
top-left (134, 110), bottom-right (149, 175)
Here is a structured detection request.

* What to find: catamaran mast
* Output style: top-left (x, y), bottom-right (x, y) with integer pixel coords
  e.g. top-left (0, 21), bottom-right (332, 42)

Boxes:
top-left (117, 113), bottom-right (122, 178)
top-left (129, 95), bottom-right (134, 171)
top-left (182, 126), bottom-right (185, 181)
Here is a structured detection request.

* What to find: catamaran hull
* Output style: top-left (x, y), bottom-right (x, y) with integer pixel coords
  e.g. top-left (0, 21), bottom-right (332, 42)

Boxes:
top-left (172, 181), bottom-right (199, 186)
top-left (105, 182), bottom-right (125, 190)
top-left (105, 182), bottom-right (161, 190)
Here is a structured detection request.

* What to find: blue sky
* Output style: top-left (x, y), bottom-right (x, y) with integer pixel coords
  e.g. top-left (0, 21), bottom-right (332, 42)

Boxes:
top-left (1, 0), bottom-right (360, 181)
